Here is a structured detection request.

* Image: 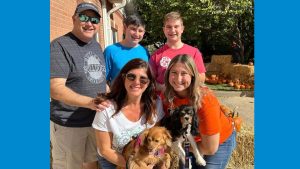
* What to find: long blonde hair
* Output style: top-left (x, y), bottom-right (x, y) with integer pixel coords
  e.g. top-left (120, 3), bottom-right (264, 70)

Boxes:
top-left (164, 54), bottom-right (203, 110)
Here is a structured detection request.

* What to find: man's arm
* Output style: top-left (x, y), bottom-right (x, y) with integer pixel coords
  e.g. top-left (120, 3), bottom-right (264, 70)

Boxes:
top-left (50, 78), bottom-right (98, 110)
top-left (106, 83), bottom-right (110, 93)
top-left (199, 73), bottom-right (206, 84)
top-left (193, 48), bottom-right (206, 85)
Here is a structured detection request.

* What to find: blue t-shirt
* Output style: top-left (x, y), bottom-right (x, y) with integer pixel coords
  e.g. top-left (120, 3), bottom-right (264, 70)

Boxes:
top-left (104, 43), bottom-right (149, 82)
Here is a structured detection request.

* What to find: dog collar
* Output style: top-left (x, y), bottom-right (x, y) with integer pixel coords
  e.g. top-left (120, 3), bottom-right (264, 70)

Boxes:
top-left (134, 135), bottom-right (142, 149)
top-left (134, 135), bottom-right (165, 157)
top-left (154, 148), bottom-right (165, 157)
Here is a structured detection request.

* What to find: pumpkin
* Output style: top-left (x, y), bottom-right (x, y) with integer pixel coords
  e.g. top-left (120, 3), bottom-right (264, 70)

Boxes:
top-left (228, 82), bottom-right (234, 87)
top-left (234, 79), bottom-right (240, 84)
top-left (245, 84), bottom-right (251, 89)
top-left (240, 84), bottom-right (245, 89)
top-left (234, 84), bottom-right (241, 90)
top-left (233, 116), bottom-right (242, 132)
top-left (220, 105), bottom-right (232, 117)
top-left (211, 79), bottom-right (218, 84)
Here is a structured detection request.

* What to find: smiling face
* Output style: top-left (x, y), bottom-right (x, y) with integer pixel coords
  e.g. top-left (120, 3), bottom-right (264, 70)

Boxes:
top-left (143, 127), bottom-right (172, 153)
top-left (72, 10), bottom-right (100, 43)
top-left (168, 62), bottom-right (192, 97)
top-left (124, 68), bottom-right (149, 98)
top-left (163, 19), bottom-right (184, 44)
top-left (124, 24), bottom-right (145, 47)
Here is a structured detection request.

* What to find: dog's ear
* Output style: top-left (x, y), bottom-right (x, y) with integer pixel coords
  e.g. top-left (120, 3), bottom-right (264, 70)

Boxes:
top-left (168, 108), bottom-right (174, 116)
top-left (169, 108), bottom-right (183, 137)
top-left (170, 107), bottom-right (180, 121)
top-left (191, 109), bottom-right (200, 136)
top-left (163, 128), bottom-right (172, 147)
top-left (139, 128), bottom-right (149, 146)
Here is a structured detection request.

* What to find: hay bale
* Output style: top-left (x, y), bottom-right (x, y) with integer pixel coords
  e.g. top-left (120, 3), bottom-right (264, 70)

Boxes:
top-left (221, 63), bottom-right (234, 78)
top-left (227, 125), bottom-right (254, 169)
top-left (206, 63), bottom-right (222, 74)
top-left (211, 55), bottom-right (232, 64)
top-left (230, 65), bottom-right (255, 83)
top-left (247, 75), bottom-right (254, 85)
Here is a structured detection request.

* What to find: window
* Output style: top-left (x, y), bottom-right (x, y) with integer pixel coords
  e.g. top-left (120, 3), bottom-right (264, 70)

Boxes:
top-left (111, 28), bottom-right (118, 43)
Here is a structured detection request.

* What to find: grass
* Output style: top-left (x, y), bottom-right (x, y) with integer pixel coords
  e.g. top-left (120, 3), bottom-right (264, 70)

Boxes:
top-left (205, 83), bottom-right (253, 91)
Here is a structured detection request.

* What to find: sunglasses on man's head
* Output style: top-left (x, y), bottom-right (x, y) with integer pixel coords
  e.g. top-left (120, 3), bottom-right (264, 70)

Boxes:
top-left (78, 14), bottom-right (100, 24)
top-left (124, 73), bottom-right (149, 85)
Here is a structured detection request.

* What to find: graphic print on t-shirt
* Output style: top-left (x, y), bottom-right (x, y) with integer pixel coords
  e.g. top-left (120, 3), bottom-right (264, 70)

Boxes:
top-left (83, 51), bottom-right (105, 84)
top-left (159, 56), bottom-right (171, 68)
top-left (113, 125), bottom-right (144, 153)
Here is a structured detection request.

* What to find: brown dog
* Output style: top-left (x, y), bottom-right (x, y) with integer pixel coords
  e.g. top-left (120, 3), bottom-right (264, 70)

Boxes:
top-left (120, 126), bottom-right (172, 169)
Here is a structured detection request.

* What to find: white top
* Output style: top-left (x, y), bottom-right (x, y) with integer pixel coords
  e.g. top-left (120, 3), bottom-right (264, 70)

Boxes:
top-left (92, 97), bottom-right (165, 154)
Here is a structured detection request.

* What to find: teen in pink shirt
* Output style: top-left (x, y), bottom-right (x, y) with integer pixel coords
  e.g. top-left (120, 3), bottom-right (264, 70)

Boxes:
top-left (150, 11), bottom-right (206, 92)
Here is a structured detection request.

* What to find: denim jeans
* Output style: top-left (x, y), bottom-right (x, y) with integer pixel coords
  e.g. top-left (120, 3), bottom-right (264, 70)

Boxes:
top-left (180, 131), bottom-right (237, 169)
top-left (97, 154), bottom-right (117, 169)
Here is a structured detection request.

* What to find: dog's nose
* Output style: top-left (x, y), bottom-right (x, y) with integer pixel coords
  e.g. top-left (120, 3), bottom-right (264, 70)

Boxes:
top-left (185, 117), bottom-right (189, 121)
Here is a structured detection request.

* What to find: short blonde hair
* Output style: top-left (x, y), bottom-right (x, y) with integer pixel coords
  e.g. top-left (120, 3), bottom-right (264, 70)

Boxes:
top-left (163, 11), bottom-right (183, 26)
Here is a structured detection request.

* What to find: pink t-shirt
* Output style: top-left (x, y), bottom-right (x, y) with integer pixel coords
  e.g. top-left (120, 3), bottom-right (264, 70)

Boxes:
top-left (150, 44), bottom-right (206, 84)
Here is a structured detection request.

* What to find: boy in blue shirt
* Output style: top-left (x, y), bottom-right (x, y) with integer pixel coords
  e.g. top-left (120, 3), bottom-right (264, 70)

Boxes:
top-left (104, 14), bottom-right (149, 84)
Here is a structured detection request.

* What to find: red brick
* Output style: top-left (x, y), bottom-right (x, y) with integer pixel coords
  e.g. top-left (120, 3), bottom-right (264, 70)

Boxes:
top-left (50, 0), bottom-right (124, 47)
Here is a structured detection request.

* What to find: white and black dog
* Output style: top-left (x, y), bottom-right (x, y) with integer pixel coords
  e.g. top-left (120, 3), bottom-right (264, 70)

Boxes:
top-left (163, 105), bottom-right (206, 168)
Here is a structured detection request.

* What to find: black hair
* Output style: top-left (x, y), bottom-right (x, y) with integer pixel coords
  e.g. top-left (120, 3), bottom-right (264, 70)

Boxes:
top-left (124, 14), bottom-right (145, 28)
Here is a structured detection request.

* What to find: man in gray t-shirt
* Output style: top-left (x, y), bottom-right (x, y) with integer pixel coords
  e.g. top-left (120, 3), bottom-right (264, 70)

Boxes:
top-left (50, 2), bottom-right (107, 169)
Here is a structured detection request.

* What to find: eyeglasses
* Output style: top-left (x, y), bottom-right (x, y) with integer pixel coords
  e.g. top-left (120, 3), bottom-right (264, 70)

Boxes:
top-left (124, 73), bottom-right (149, 85)
top-left (78, 14), bottom-right (100, 24)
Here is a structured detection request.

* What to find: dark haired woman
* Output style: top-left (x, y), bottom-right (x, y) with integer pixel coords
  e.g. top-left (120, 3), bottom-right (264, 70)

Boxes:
top-left (92, 59), bottom-right (164, 169)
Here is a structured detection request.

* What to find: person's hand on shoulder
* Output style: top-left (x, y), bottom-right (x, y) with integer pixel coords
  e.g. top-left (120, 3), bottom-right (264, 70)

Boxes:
top-left (94, 99), bottom-right (112, 112)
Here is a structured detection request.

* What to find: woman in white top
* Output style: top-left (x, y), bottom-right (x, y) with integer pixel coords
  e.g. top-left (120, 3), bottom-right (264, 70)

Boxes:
top-left (92, 58), bottom-right (164, 169)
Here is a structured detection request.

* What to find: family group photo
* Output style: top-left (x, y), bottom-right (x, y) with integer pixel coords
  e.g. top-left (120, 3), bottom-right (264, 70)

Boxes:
top-left (50, 0), bottom-right (254, 168)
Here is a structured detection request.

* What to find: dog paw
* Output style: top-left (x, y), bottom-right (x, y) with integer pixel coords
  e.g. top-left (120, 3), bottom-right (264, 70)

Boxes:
top-left (145, 157), bottom-right (158, 165)
top-left (164, 162), bottom-right (171, 169)
top-left (164, 154), bottom-right (171, 168)
top-left (196, 157), bottom-right (206, 166)
top-left (189, 159), bottom-right (192, 169)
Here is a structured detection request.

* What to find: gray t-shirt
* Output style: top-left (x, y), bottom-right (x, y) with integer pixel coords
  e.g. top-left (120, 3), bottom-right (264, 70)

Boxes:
top-left (50, 32), bottom-right (106, 127)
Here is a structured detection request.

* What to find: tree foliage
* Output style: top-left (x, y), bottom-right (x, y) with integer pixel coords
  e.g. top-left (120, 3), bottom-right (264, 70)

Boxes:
top-left (132, 0), bottom-right (254, 63)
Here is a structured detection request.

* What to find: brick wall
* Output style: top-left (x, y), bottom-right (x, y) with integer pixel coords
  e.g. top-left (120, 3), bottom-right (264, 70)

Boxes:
top-left (112, 11), bottom-right (124, 42)
top-left (50, 0), bottom-right (105, 49)
top-left (50, 0), bottom-right (125, 49)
